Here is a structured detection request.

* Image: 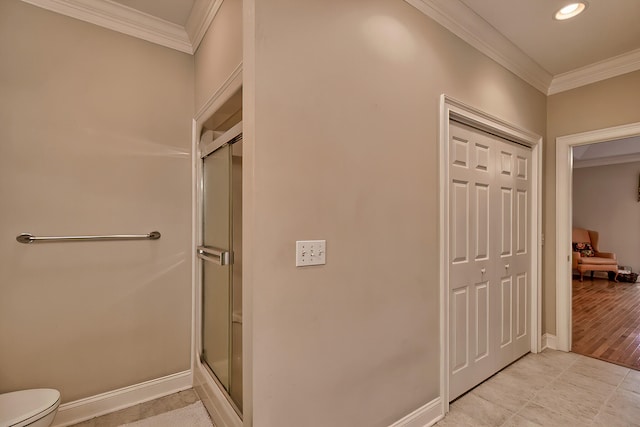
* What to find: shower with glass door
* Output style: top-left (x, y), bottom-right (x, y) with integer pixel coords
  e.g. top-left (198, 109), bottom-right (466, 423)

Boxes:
top-left (197, 98), bottom-right (243, 415)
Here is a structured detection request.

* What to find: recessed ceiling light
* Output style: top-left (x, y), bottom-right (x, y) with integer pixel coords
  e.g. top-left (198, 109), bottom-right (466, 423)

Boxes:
top-left (554, 2), bottom-right (588, 20)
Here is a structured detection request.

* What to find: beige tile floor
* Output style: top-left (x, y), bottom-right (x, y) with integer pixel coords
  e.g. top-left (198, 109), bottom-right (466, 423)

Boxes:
top-left (69, 389), bottom-right (203, 426)
top-left (68, 350), bottom-right (639, 427)
top-left (436, 349), bottom-right (640, 426)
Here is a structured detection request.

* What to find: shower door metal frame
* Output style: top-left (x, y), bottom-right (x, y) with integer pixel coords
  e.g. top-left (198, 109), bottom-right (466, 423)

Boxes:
top-left (191, 66), bottom-right (243, 427)
top-left (192, 76), bottom-right (244, 427)
top-left (197, 121), bottom-right (243, 417)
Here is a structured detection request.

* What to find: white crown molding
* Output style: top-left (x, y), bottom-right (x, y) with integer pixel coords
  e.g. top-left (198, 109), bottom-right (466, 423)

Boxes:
top-left (574, 152), bottom-right (640, 169)
top-left (403, 0), bottom-right (553, 94)
top-left (186, 0), bottom-right (223, 54)
top-left (548, 48), bottom-right (640, 95)
top-left (24, 0), bottom-right (640, 90)
top-left (21, 0), bottom-right (191, 53)
top-left (20, 0), bottom-right (220, 54)
top-left (404, 0), bottom-right (640, 95)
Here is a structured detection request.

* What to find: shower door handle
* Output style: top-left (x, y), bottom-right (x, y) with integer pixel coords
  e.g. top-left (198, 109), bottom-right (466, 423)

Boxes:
top-left (197, 246), bottom-right (232, 265)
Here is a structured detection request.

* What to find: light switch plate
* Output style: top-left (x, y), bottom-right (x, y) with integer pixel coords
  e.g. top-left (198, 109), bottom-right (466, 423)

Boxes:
top-left (296, 240), bottom-right (326, 266)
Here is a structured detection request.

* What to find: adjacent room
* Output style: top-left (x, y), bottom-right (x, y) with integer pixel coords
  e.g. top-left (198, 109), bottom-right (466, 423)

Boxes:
top-left (571, 139), bottom-right (640, 369)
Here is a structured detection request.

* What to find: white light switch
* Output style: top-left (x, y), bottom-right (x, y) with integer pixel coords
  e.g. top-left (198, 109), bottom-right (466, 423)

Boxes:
top-left (296, 240), bottom-right (326, 267)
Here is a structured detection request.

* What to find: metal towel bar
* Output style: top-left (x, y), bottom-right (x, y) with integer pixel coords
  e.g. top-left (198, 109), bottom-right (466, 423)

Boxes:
top-left (16, 231), bottom-right (161, 244)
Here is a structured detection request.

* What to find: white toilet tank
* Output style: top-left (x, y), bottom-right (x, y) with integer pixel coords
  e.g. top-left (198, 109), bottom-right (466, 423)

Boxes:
top-left (0, 389), bottom-right (60, 427)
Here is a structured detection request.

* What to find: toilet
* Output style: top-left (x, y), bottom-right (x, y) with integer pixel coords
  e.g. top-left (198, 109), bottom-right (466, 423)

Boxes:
top-left (0, 389), bottom-right (60, 427)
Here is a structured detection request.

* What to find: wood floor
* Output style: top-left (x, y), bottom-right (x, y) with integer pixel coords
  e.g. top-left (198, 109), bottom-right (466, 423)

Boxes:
top-left (572, 276), bottom-right (640, 370)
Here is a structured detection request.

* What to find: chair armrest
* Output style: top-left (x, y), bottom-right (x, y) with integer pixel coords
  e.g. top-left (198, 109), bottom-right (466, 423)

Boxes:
top-left (596, 251), bottom-right (616, 260)
top-left (572, 251), bottom-right (581, 269)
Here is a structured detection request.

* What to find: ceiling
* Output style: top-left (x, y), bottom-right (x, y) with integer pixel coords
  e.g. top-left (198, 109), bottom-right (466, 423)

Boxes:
top-left (22, 0), bottom-right (640, 95)
top-left (573, 138), bottom-right (640, 168)
top-left (403, 0), bottom-right (640, 94)
top-left (459, 0), bottom-right (640, 76)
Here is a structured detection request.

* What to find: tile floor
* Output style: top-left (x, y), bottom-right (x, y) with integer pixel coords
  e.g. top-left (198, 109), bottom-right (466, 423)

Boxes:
top-left (68, 350), bottom-right (640, 426)
top-left (68, 389), bottom-right (202, 426)
top-left (436, 349), bottom-right (640, 426)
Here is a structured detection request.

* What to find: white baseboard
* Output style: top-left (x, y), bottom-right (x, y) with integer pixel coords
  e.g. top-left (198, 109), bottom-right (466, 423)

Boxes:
top-left (542, 333), bottom-right (558, 350)
top-left (52, 370), bottom-right (192, 427)
top-left (388, 397), bottom-right (443, 427)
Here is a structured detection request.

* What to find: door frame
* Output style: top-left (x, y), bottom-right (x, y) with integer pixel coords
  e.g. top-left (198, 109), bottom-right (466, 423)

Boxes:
top-left (555, 121), bottom-right (640, 351)
top-left (439, 95), bottom-right (542, 413)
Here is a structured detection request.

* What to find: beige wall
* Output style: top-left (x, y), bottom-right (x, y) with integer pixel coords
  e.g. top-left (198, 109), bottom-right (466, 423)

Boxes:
top-left (0, 1), bottom-right (194, 402)
top-left (245, 0), bottom-right (545, 425)
top-left (573, 162), bottom-right (640, 273)
top-left (545, 70), bottom-right (640, 334)
top-left (194, 0), bottom-right (243, 111)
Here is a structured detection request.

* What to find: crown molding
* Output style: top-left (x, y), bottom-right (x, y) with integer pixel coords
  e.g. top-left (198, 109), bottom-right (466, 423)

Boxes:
top-left (404, 0), bottom-right (640, 95)
top-left (404, 0), bottom-right (552, 94)
top-left (21, 0), bottom-right (192, 53)
top-left (20, 0), bottom-right (218, 55)
top-left (186, 0), bottom-right (223, 54)
top-left (23, 0), bottom-right (640, 91)
top-left (548, 48), bottom-right (640, 95)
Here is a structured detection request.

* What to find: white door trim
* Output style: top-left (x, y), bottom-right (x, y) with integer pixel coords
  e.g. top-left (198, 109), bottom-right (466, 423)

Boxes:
top-left (439, 95), bottom-right (542, 412)
top-left (555, 121), bottom-right (640, 352)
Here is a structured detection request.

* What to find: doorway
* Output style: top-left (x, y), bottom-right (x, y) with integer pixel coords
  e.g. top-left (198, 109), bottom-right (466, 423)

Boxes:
top-left (556, 123), bottom-right (640, 360)
top-left (440, 95), bottom-right (542, 411)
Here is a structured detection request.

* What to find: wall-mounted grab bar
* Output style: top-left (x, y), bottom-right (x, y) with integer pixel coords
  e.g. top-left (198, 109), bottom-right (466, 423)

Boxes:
top-left (197, 245), bottom-right (232, 265)
top-left (16, 231), bottom-right (161, 244)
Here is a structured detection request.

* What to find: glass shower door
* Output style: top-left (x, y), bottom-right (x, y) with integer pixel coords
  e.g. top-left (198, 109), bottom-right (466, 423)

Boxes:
top-left (200, 143), bottom-right (232, 390)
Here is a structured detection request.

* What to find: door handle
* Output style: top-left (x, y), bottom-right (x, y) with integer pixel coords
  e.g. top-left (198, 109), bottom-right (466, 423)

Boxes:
top-left (505, 264), bottom-right (510, 270)
top-left (197, 246), bottom-right (232, 265)
top-left (481, 268), bottom-right (486, 275)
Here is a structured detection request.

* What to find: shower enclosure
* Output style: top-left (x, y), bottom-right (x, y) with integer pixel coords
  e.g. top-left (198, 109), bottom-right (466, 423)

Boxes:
top-left (197, 90), bottom-right (243, 415)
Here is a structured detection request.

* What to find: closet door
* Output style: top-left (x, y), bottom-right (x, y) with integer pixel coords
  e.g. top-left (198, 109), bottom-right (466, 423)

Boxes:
top-left (510, 142), bottom-right (532, 362)
top-left (449, 120), bottom-right (531, 400)
top-left (493, 136), bottom-right (532, 369)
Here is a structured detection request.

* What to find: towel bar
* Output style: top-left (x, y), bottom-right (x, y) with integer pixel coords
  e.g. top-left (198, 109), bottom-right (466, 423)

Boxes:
top-left (16, 231), bottom-right (161, 244)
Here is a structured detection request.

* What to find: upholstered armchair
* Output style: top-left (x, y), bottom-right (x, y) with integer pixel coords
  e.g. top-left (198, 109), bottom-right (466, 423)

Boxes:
top-left (572, 228), bottom-right (618, 282)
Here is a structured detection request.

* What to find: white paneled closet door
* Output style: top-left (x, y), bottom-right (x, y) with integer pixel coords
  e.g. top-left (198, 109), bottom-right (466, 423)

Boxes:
top-left (449, 120), bottom-right (531, 401)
